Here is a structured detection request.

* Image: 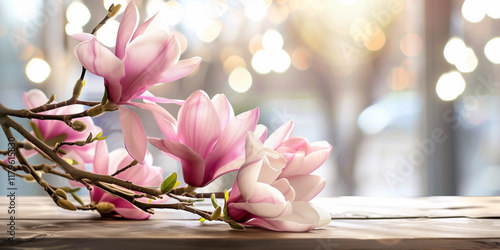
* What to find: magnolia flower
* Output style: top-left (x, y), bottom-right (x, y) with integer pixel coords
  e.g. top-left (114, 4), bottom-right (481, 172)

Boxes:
top-left (22, 89), bottom-right (101, 164)
top-left (90, 141), bottom-right (164, 219)
top-left (264, 120), bottom-right (332, 200)
top-left (226, 132), bottom-right (331, 232)
top-left (149, 90), bottom-right (259, 187)
top-left (73, 1), bottom-right (201, 163)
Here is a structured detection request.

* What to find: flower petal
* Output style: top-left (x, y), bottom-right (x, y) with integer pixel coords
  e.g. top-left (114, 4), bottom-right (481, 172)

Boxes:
top-left (125, 102), bottom-right (177, 126)
top-left (135, 91), bottom-right (184, 105)
top-left (158, 57), bottom-right (202, 83)
top-left (286, 175), bottom-right (326, 202)
top-left (148, 138), bottom-right (206, 187)
top-left (204, 108), bottom-right (259, 177)
top-left (92, 141), bottom-right (110, 176)
top-left (264, 120), bottom-right (294, 150)
top-left (23, 89), bottom-right (48, 109)
top-left (71, 32), bottom-right (94, 42)
top-left (130, 13), bottom-right (157, 42)
top-left (211, 93), bottom-right (234, 127)
top-left (254, 124), bottom-right (268, 143)
top-left (115, 1), bottom-right (139, 60)
top-left (100, 194), bottom-right (151, 219)
top-left (74, 37), bottom-right (125, 102)
top-left (120, 31), bottom-right (181, 102)
top-left (119, 107), bottom-right (147, 163)
top-left (228, 201), bottom-right (292, 219)
top-left (177, 90), bottom-right (222, 158)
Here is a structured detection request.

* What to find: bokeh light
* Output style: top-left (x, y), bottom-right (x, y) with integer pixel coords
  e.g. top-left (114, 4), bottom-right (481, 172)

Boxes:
top-left (443, 37), bottom-right (466, 65)
top-left (262, 29), bottom-right (284, 51)
top-left (65, 23), bottom-right (83, 36)
top-left (484, 37), bottom-right (500, 64)
top-left (244, 0), bottom-right (268, 22)
top-left (224, 55), bottom-right (247, 74)
top-left (435, 71), bottom-right (466, 101)
top-left (455, 47), bottom-right (478, 73)
top-left (270, 49), bottom-right (291, 73)
top-left (400, 33), bottom-right (423, 57)
top-left (26, 58), bottom-right (51, 83)
top-left (252, 50), bottom-right (272, 74)
top-left (66, 1), bottom-right (91, 27)
top-left (96, 19), bottom-right (120, 47)
top-left (461, 0), bottom-right (485, 23)
top-left (389, 67), bottom-right (410, 91)
top-left (228, 67), bottom-right (253, 93)
top-left (291, 47), bottom-right (311, 70)
top-left (249, 35), bottom-right (263, 55)
top-left (195, 18), bottom-right (221, 43)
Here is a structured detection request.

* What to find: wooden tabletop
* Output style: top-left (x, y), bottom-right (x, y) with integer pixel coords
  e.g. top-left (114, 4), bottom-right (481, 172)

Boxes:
top-left (1, 196), bottom-right (499, 249)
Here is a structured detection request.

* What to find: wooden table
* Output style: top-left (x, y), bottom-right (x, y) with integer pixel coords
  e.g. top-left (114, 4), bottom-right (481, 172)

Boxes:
top-left (1, 196), bottom-right (499, 249)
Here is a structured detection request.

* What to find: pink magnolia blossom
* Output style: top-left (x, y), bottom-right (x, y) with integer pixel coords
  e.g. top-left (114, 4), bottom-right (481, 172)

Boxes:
top-left (149, 90), bottom-right (259, 187)
top-left (90, 141), bottom-right (164, 219)
top-left (22, 89), bottom-right (101, 165)
top-left (73, 1), bottom-right (201, 163)
top-left (226, 130), bottom-right (331, 232)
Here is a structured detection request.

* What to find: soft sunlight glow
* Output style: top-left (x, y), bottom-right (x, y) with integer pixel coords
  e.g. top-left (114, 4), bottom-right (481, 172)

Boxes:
top-left (271, 49), bottom-right (291, 73)
top-left (66, 1), bottom-right (91, 27)
top-left (26, 58), bottom-right (51, 83)
top-left (249, 34), bottom-right (263, 55)
top-left (164, 1), bottom-right (184, 26)
top-left (196, 18), bottom-right (221, 43)
top-left (262, 29), bottom-right (284, 52)
top-left (436, 71), bottom-right (466, 101)
top-left (484, 37), bottom-right (500, 64)
top-left (184, 1), bottom-right (208, 29)
top-left (13, 0), bottom-right (37, 21)
top-left (455, 47), bottom-right (478, 73)
top-left (103, 0), bottom-right (127, 15)
top-left (389, 67), bottom-right (410, 91)
top-left (228, 67), bottom-right (253, 93)
top-left (337, 0), bottom-right (357, 6)
top-left (291, 47), bottom-right (311, 70)
top-left (461, 0), bottom-right (485, 23)
top-left (364, 28), bottom-right (386, 51)
top-left (146, 0), bottom-right (167, 18)
top-left (96, 19), bottom-right (119, 47)
top-left (65, 23), bottom-right (83, 35)
top-left (252, 50), bottom-right (272, 74)
top-left (358, 106), bottom-right (392, 135)
top-left (244, 0), bottom-right (268, 22)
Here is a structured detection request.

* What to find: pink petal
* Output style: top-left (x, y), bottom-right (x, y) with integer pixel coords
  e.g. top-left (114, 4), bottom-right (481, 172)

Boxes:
top-left (74, 38), bottom-right (125, 102)
top-left (100, 194), bottom-right (151, 220)
top-left (125, 102), bottom-right (177, 125)
top-left (247, 182), bottom-right (287, 204)
top-left (243, 201), bottom-right (324, 232)
top-left (204, 108), bottom-right (259, 176)
top-left (264, 120), bottom-right (294, 150)
top-left (177, 90), bottom-right (222, 158)
top-left (115, 1), bottom-right (139, 60)
top-left (71, 32), bottom-right (94, 42)
top-left (254, 124), bottom-right (268, 143)
top-left (92, 141), bottom-right (110, 176)
top-left (65, 151), bottom-right (86, 187)
top-left (120, 31), bottom-right (181, 102)
top-left (158, 57), bottom-right (202, 83)
top-left (278, 137), bottom-right (309, 152)
top-left (271, 178), bottom-right (295, 202)
top-left (148, 138), bottom-right (206, 187)
top-left (211, 93), bottom-right (234, 127)
top-left (119, 107), bottom-right (147, 163)
top-left (286, 175), bottom-right (326, 202)
top-left (130, 13), bottom-right (157, 42)
top-left (135, 92), bottom-right (184, 105)
top-left (23, 89), bottom-right (48, 109)
top-left (228, 201), bottom-right (292, 219)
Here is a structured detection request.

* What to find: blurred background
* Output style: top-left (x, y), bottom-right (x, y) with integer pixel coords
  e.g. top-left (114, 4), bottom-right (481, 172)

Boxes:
top-left (1, 0), bottom-right (500, 196)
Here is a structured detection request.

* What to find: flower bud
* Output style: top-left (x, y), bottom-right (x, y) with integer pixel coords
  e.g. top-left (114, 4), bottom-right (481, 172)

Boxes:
top-left (57, 199), bottom-right (77, 211)
top-left (86, 105), bottom-right (105, 117)
top-left (72, 79), bottom-right (85, 97)
top-left (71, 120), bottom-right (87, 132)
top-left (107, 4), bottom-right (122, 18)
top-left (23, 174), bottom-right (35, 182)
top-left (96, 202), bottom-right (115, 214)
top-left (22, 142), bottom-right (35, 150)
top-left (48, 94), bottom-right (56, 103)
top-left (55, 189), bottom-right (68, 200)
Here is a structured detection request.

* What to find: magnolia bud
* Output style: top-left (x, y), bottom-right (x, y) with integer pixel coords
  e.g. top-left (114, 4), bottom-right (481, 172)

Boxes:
top-left (71, 120), bottom-right (87, 132)
top-left (55, 189), bottom-right (68, 200)
top-left (96, 202), bottom-right (115, 214)
top-left (23, 174), bottom-right (35, 182)
top-left (73, 79), bottom-right (85, 97)
top-left (86, 105), bottom-right (105, 117)
top-left (57, 199), bottom-right (77, 211)
top-left (22, 142), bottom-right (35, 150)
top-left (107, 4), bottom-right (122, 18)
top-left (48, 94), bottom-right (56, 103)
